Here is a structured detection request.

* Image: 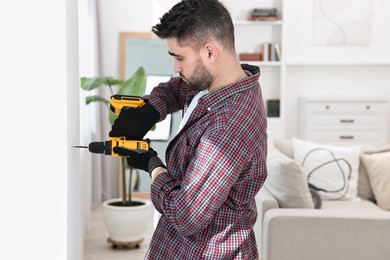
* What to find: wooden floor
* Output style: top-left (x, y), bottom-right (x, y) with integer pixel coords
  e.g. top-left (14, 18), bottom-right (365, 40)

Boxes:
top-left (84, 193), bottom-right (155, 260)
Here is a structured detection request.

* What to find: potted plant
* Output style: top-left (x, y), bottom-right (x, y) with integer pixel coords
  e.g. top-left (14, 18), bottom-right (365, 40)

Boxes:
top-left (80, 66), bottom-right (152, 248)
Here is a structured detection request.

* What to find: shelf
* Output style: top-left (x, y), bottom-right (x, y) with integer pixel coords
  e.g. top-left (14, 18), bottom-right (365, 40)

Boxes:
top-left (267, 117), bottom-right (281, 121)
top-left (285, 61), bottom-right (390, 67)
top-left (234, 20), bottom-right (282, 26)
top-left (240, 61), bottom-right (281, 67)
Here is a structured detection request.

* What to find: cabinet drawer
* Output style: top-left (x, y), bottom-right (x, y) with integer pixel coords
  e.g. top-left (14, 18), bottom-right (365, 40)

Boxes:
top-left (309, 130), bottom-right (386, 145)
top-left (309, 114), bottom-right (384, 127)
top-left (306, 102), bottom-right (387, 113)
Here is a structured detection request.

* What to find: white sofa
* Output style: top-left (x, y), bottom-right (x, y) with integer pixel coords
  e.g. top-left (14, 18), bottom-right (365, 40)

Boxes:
top-left (254, 139), bottom-right (390, 260)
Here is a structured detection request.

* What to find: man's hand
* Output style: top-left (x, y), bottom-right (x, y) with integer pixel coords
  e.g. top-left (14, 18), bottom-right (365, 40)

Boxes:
top-left (109, 102), bottom-right (160, 140)
top-left (113, 145), bottom-right (166, 176)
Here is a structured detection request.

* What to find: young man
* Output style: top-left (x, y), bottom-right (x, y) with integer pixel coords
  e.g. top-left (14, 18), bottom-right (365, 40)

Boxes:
top-left (110, 0), bottom-right (268, 258)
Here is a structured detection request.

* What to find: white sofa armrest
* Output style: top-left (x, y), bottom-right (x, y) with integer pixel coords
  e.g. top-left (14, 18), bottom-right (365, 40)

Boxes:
top-left (256, 187), bottom-right (279, 218)
top-left (262, 209), bottom-right (390, 260)
top-left (254, 188), bottom-right (279, 255)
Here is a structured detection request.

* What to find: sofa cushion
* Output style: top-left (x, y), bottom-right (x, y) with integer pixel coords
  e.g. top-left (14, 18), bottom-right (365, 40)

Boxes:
top-left (274, 138), bottom-right (294, 158)
top-left (292, 138), bottom-right (362, 201)
top-left (359, 145), bottom-right (390, 202)
top-left (360, 151), bottom-right (390, 211)
top-left (264, 146), bottom-right (314, 209)
top-left (357, 162), bottom-right (376, 202)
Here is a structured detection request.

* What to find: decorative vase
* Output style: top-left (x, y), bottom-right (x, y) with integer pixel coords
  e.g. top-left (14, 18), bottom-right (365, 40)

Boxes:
top-left (102, 197), bottom-right (151, 248)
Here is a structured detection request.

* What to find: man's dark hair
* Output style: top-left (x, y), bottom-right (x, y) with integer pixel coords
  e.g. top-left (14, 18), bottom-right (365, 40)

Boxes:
top-left (152, 0), bottom-right (235, 53)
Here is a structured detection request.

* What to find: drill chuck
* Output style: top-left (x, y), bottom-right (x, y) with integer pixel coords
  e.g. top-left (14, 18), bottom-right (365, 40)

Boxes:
top-left (88, 141), bottom-right (112, 155)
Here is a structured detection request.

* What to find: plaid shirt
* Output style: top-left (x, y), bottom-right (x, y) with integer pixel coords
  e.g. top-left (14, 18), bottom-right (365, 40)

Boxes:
top-left (145, 64), bottom-right (267, 259)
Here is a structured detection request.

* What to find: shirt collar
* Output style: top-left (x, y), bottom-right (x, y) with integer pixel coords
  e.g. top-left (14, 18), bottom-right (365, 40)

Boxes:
top-left (198, 64), bottom-right (261, 109)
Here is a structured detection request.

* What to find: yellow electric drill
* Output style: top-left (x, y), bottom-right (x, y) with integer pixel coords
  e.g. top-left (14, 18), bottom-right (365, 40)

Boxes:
top-left (73, 94), bottom-right (149, 156)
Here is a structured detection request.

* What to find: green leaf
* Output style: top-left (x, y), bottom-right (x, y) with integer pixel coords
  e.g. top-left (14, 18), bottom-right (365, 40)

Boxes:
top-left (118, 66), bottom-right (147, 97)
top-left (85, 95), bottom-right (109, 105)
top-left (80, 76), bottom-right (124, 91)
top-left (109, 110), bottom-right (117, 125)
top-left (106, 78), bottom-right (125, 86)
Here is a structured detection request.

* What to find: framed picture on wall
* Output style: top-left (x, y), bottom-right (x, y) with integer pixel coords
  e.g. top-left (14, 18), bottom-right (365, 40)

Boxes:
top-left (312, 0), bottom-right (371, 45)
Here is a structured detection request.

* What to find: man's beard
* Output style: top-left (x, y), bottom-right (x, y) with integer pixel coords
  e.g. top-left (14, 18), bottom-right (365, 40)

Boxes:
top-left (183, 59), bottom-right (213, 91)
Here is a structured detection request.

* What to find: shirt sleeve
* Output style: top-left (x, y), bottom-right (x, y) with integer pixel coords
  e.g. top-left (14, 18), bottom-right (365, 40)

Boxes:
top-left (144, 77), bottom-right (190, 121)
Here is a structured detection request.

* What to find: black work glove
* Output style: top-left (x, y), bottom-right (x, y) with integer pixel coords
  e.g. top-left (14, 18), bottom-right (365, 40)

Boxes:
top-left (109, 102), bottom-right (160, 140)
top-left (113, 146), bottom-right (166, 176)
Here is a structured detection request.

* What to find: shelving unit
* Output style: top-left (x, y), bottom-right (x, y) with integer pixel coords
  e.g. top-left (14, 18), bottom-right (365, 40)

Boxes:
top-left (222, 0), bottom-right (390, 145)
top-left (228, 1), bottom-right (284, 145)
top-left (234, 21), bottom-right (283, 144)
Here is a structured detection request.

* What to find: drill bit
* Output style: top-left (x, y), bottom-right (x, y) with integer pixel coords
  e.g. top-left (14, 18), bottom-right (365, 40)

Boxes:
top-left (72, 145), bottom-right (88, 148)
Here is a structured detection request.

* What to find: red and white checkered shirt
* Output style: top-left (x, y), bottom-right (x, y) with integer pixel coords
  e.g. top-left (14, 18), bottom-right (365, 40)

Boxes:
top-left (145, 64), bottom-right (268, 259)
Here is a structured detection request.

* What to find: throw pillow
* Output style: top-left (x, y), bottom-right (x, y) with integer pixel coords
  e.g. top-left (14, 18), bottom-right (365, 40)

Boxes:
top-left (358, 144), bottom-right (390, 202)
top-left (360, 151), bottom-right (390, 211)
top-left (357, 160), bottom-right (376, 202)
top-left (274, 138), bottom-right (294, 158)
top-left (264, 146), bottom-right (315, 209)
top-left (292, 138), bottom-right (362, 201)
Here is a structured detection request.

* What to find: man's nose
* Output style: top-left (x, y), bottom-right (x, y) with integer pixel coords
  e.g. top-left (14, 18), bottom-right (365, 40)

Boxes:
top-left (173, 61), bottom-right (181, 73)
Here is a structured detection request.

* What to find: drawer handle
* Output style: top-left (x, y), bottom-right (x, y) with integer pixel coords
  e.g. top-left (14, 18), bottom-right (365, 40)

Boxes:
top-left (339, 135), bottom-right (354, 140)
top-left (340, 119), bottom-right (355, 123)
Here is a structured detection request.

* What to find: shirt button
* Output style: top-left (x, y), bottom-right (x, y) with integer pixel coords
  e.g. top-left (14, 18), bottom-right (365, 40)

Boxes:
top-left (207, 107), bottom-right (211, 111)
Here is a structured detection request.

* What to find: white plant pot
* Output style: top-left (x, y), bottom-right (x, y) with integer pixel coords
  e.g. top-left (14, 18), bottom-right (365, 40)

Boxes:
top-left (102, 197), bottom-right (151, 244)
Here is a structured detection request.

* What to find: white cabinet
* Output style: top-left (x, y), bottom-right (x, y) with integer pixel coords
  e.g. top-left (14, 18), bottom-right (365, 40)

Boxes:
top-left (299, 98), bottom-right (389, 145)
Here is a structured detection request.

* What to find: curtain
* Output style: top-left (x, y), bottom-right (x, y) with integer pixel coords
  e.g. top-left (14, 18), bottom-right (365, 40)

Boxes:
top-left (78, 0), bottom-right (106, 214)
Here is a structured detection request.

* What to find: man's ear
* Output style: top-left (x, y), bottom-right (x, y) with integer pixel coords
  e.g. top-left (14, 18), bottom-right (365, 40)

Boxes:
top-left (204, 42), bottom-right (217, 62)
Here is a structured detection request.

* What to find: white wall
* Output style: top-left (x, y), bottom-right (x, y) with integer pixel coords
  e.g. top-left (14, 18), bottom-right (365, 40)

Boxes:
top-left (283, 0), bottom-right (390, 64)
top-left (67, 0), bottom-right (85, 259)
top-left (97, 0), bottom-right (179, 78)
top-left (0, 0), bottom-right (81, 259)
top-left (282, 0), bottom-right (390, 139)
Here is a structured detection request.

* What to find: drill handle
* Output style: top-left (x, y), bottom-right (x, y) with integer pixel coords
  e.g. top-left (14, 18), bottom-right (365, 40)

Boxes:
top-left (109, 137), bottom-right (149, 157)
top-left (109, 95), bottom-right (146, 116)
